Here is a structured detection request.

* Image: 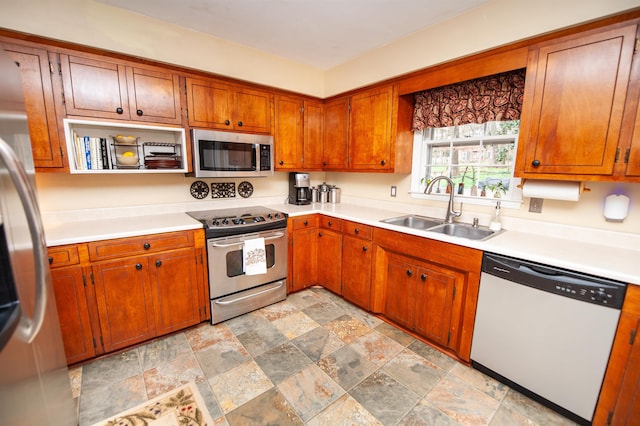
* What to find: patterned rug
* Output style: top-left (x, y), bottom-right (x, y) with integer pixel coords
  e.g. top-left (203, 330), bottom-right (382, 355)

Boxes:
top-left (91, 382), bottom-right (214, 426)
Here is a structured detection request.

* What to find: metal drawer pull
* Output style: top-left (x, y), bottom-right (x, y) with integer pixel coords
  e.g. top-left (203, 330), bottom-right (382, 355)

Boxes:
top-left (215, 281), bottom-right (284, 305)
top-left (211, 232), bottom-right (285, 248)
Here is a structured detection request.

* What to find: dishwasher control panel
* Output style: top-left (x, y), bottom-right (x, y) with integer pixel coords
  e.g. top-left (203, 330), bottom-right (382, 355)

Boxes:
top-left (482, 253), bottom-right (627, 309)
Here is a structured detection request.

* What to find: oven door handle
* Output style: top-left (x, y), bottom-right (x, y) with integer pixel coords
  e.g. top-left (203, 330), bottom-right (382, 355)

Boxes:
top-left (210, 231), bottom-right (286, 248)
top-left (214, 281), bottom-right (285, 305)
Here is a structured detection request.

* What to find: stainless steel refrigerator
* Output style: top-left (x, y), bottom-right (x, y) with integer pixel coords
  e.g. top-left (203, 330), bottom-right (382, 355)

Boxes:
top-left (0, 48), bottom-right (77, 424)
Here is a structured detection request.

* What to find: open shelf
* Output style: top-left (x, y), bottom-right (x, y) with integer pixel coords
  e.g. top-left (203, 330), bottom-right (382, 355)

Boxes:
top-left (63, 119), bottom-right (187, 174)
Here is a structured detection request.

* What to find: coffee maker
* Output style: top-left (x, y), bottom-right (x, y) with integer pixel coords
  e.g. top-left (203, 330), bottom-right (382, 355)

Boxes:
top-left (289, 172), bottom-right (312, 205)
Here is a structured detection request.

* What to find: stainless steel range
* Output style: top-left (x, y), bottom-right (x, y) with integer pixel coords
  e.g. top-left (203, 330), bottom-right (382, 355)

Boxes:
top-left (187, 206), bottom-right (288, 324)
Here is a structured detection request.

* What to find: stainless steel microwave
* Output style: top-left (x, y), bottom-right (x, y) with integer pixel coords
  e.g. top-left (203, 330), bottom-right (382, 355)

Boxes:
top-left (191, 129), bottom-right (274, 178)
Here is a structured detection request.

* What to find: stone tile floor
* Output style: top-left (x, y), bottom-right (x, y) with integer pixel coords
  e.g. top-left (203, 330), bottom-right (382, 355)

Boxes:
top-left (71, 287), bottom-right (577, 425)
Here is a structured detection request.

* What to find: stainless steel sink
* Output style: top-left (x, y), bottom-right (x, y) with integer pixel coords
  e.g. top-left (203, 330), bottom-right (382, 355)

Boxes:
top-left (382, 214), bottom-right (502, 241)
top-left (380, 214), bottom-right (443, 230)
top-left (427, 223), bottom-right (498, 241)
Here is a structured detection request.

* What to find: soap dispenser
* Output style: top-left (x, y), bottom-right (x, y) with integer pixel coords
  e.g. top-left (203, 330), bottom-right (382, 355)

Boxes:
top-left (489, 201), bottom-right (502, 231)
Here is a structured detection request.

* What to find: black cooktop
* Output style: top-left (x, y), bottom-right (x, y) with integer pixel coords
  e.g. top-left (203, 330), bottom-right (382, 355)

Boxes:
top-left (186, 206), bottom-right (288, 238)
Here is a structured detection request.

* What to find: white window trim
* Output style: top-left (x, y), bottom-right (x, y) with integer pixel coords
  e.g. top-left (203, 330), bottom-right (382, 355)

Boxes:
top-left (410, 129), bottom-right (523, 209)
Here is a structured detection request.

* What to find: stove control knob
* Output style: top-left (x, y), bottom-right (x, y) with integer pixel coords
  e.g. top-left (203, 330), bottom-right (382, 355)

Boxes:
top-left (212, 220), bottom-right (219, 226)
top-left (275, 213), bottom-right (280, 218)
top-left (267, 213), bottom-right (273, 219)
top-left (222, 218), bottom-right (229, 225)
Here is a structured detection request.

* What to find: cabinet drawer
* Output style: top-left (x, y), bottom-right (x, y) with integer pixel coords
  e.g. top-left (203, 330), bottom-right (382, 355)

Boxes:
top-left (343, 221), bottom-right (372, 240)
top-left (88, 231), bottom-right (194, 261)
top-left (48, 245), bottom-right (80, 268)
top-left (320, 216), bottom-right (343, 231)
top-left (291, 215), bottom-right (319, 230)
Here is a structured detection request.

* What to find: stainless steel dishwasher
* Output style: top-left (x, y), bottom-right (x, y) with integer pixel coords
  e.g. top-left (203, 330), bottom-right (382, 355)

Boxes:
top-left (471, 253), bottom-right (627, 425)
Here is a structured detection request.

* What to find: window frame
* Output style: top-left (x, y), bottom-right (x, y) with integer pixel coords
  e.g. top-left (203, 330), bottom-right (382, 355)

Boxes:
top-left (410, 121), bottom-right (523, 209)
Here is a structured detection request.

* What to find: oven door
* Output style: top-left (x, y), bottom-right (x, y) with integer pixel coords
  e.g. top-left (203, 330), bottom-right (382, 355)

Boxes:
top-left (207, 229), bottom-right (287, 298)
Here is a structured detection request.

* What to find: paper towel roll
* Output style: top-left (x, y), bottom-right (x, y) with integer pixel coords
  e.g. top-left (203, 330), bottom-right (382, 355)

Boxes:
top-left (521, 180), bottom-right (582, 201)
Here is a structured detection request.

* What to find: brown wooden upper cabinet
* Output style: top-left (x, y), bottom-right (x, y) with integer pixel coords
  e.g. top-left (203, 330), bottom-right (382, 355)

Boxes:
top-left (322, 96), bottom-right (349, 170)
top-left (274, 95), bottom-right (323, 170)
top-left (0, 40), bottom-right (67, 170)
top-left (349, 85), bottom-right (395, 171)
top-left (185, 77), bottom-right (272, 134)
top-left (59, 53), bottom-right (182, 125)
top-left (515, 23), bottom-right (639, 181)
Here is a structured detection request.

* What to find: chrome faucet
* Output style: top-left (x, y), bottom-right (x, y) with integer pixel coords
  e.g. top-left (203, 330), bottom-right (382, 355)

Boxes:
top-left (425, 176), bottom-right (462, 224)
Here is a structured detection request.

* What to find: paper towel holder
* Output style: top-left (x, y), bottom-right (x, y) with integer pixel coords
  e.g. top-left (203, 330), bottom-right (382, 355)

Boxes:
top-left (517, 179), bottom-right (591, 194)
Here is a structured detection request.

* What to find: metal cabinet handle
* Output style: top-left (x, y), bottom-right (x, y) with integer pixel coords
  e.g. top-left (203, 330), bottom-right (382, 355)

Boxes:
top-left (0, 139), bottom-right (47, 343)
top-left (136, 109), bottom-right (143, 116)
top-left (354, 228), bottom-right (359, 234)
top-left (532, 159), bottom-right (540, 167)
top-left (279, 160), bottom-right (284, 165)
top-left (155, 260), bottom-right (162, 267)
top-left (421, 274), bottom-right (427, 281)
top-left (136, 263), bottom-right (143, 270)
top-left (215, 281), bottom-right (284, 305)
top-left (143, 243), bottom-right (151, 250)
top-left (225, 119), bottom-right (230, 125)
top-left (48, 256), bottom-right (53, 264)
top-left (328, 221), bottom-right (332, 226)
top-left (318, 232), bottom-right (323, 237)
top-left (237, 121), bottom-right (243, 127)
top-left (362, 246), bottom-right (368, 252)
top-left (381, 160), bottom-right (386, 166)
top-left (210, 231), bottom-right (285, 248)
top-left (303, 220), bottom-right (308, 226)
top-left (116, 107), bottom-right (124, 114)
top-left (406, 269), bottom-right (413, 277)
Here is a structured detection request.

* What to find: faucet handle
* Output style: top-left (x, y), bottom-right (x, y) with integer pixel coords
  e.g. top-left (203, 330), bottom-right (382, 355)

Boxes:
top-left (472, 217), bottom-right (479, 227)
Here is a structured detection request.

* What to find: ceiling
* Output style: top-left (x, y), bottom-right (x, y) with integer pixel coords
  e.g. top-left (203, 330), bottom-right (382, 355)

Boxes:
top-left (96, 0), bottom-right (489, 70)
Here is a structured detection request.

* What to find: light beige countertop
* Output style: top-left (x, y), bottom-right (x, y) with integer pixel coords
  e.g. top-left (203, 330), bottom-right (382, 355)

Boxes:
top-left (42, 196), bottom-right (639, 285)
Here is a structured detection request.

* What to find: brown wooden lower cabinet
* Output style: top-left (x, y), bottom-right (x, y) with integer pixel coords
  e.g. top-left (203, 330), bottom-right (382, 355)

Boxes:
top-left (50, 265), bottom-right (97, 364)
top-left (341, 222), bottom-right (373, 310)
top-left (289, 215), bottom-right (319, 292)
top-left (317, 228), bottom-right (342, 295)
top-left (594, 284), bottom-right (640, 425)
top-left (372, 227), bottom-right (482, 361)
top-left (48, 229), bottom-right (208, 364)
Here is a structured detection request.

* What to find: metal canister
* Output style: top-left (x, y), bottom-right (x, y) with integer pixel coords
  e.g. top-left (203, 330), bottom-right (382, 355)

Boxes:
top-left (318, 182), bottom-right (330, 203)
top-left (329, 186), bottom-right (341, 203)
top-left (311, 186), bottom-right (319, 202)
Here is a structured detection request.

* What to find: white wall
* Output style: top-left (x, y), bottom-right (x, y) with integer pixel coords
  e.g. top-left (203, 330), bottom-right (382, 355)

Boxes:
top-left (1, 0), bottom-right (637, 97)
top-left (325, 173), bottom-right (640, 234)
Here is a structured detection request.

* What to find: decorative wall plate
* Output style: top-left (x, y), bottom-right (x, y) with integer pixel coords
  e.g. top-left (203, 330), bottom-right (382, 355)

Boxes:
top-left (190, 180), bottom-right (209, 199)
top-left (211, 182), bottom-right (236, 198)
top-left (238, 181), bottom-right (254, 198)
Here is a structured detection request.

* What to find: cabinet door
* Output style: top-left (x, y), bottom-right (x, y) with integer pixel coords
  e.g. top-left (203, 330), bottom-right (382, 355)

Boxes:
top-left (291, 226), bottom-right (318, 292)
top-left (274, 95), bottom-right (303, 169)
top-left (1, 43), bottom-right (65, 169)
top-left (126, 67), bottom-right (182, 125)
top-left (611, 318), bottom-right (640, 425)
top-left (303, 100), bottom-right (324, 169)
top-left (518, 25), bottom-right (636, 177)
top-left (149, 248), bottom-right (201, 335)
top-left (317, 228), bottom-right (342, 295)
top-left (232, 86), bottom-right (272, 133)
top-left (185, 77), bottom-right (234, 129)
top-left (92, 258), bottom-right (156, 353)
top-left (60, 54), bottom-right (130, 120)
top-left (349, 86), bottom-right (393, 171)
top-left (384, 256), bottom-right (416, 330)
top-left (414, 265), bottom-right (459, 348)
top-left (323, 97), bottom-right (349, 169)
top-left (51, 266), bottom-right (96, 364)
top-left (341, 235), bottom-right (372, 310)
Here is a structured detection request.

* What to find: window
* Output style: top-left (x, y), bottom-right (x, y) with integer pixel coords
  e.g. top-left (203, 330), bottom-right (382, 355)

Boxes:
top-left (410, 120), bottom-right (522, 206)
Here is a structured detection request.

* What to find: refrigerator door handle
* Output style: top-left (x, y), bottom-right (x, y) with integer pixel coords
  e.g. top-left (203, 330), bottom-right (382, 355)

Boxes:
top-left (0, 139), bottom-right (47, 343)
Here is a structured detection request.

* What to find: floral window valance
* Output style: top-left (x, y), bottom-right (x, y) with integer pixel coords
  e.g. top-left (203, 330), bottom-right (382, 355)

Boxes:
top-left (412, 68), bottom-right (526, 131)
